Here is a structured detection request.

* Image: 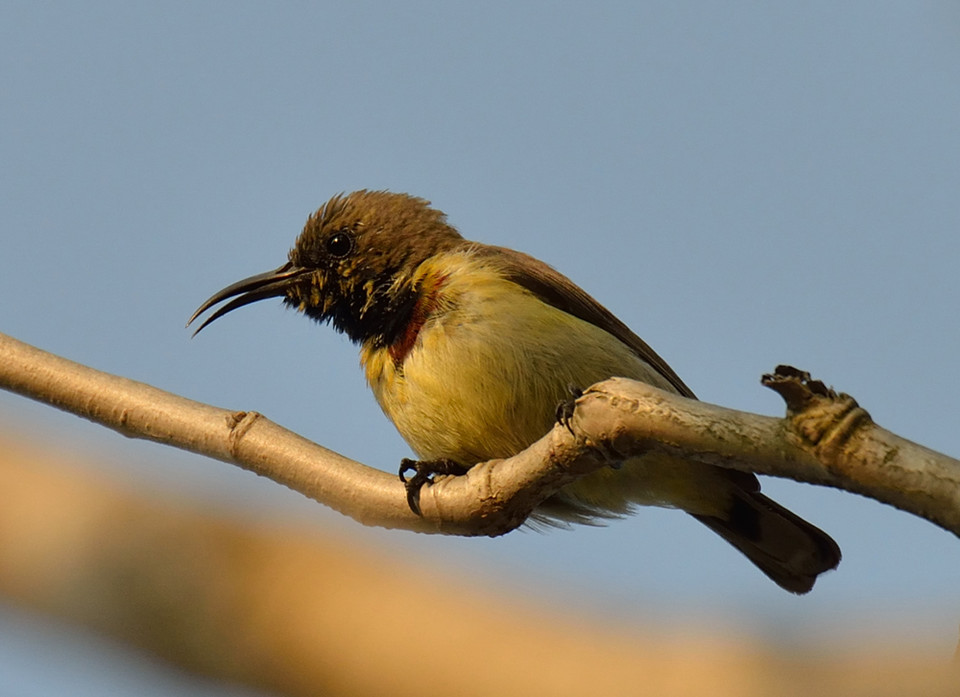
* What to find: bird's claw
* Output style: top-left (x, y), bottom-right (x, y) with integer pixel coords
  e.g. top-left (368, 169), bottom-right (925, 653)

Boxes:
top-left (399, 458), bottom-right (468, 515)
top-left (555, 384), bottom-right (583, 436)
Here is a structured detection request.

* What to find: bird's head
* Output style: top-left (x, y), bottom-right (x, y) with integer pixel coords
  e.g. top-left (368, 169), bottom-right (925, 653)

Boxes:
top-left (188, 190), bottom-right (463, 345)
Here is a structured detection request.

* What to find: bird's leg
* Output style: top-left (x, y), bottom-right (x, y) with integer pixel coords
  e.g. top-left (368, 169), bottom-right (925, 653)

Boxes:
top-left (399, 458), bottom-right (469, 515)
top-left (555, 384), bottom-right (583, 436)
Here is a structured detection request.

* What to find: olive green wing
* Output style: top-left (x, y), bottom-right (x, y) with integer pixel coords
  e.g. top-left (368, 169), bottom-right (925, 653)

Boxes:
top-left (474, 244), bottom-right (697, 399)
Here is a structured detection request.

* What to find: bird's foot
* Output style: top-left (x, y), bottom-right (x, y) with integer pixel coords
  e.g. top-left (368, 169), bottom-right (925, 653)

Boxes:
top-left (555, 384), bottom-right (583, 436)
top-left (399, 458), bottom-right (469, 515)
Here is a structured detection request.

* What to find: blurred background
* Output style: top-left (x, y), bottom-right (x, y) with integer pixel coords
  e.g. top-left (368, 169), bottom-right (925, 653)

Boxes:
top-left (2, 2), bottom-right (959, 694)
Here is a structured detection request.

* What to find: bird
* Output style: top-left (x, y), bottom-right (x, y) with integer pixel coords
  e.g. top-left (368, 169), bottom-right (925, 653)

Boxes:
top-left (188, 189), bottom-right (841, 593)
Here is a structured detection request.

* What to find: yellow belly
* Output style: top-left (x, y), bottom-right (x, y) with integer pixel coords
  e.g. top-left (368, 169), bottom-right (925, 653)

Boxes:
top-left (360, 253), bottom-right (732, 520)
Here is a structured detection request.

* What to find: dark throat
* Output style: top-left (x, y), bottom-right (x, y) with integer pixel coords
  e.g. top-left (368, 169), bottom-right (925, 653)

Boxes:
top-left (300, 274), bottom-right (447, 366)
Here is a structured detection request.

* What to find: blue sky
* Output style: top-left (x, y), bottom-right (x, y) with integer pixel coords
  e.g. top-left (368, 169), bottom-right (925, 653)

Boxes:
top-left (2, 2), bottom-right (960, 693)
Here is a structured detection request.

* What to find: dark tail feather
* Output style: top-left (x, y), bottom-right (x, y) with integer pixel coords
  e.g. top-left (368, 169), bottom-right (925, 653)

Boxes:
top-left (692, 491), bottom-right (841, 594)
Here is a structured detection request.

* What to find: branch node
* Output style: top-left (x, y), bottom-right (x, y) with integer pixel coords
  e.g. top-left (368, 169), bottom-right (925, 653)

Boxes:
top-left (762, 365), bottom-right (837, 411)
top-left (227, 411), bottom-right (261, 455)
top-left (763, 365), bottom-right (874, 469)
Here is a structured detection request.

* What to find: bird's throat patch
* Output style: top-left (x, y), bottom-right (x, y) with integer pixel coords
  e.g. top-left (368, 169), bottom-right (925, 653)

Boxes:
top-left (387, 274), bottom-right (449, 366)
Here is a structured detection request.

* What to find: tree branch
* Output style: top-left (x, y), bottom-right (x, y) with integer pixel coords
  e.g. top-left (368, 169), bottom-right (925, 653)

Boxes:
top-left (1, 331), bottom-right (958, 537)
top-left (571, 369), bottom-right (960, 536)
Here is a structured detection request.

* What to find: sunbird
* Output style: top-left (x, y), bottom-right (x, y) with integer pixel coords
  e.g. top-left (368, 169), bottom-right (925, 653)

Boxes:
top-left (189, 190), bottom-right (840, 593)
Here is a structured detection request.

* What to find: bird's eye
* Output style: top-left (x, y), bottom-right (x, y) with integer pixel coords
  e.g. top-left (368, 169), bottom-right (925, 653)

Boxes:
top-left (325, 230), bottom-right (354, 259)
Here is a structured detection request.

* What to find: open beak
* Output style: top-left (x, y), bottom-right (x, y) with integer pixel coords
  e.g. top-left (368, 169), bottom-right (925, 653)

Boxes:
top-left (187, 261), bottom-right (311, 336)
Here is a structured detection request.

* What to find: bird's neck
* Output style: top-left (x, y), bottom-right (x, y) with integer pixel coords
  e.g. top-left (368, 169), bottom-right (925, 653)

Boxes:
top-left (382, 271), bottom-right (449, 365)
top-left (328, 258), bottom-right (452, 361)
top-left (357, 251), bottom-right (479, 368)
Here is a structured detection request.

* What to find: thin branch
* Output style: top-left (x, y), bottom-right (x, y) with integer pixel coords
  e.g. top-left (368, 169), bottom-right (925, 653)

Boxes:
top-left (1, 331), bottom-right (959, 537)
top-left (571, 370), bottom-right (960, 536)
top-left (0, 331), bottom-right (601, 536)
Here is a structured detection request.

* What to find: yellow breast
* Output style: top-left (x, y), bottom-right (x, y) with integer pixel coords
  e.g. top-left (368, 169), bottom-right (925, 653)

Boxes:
top-left (360, 250), bottom-right (673, 466)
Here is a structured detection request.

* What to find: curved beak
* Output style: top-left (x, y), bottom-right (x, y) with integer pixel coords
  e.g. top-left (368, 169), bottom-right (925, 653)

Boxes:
top-left (187, 261), bottom-right (310, 336)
